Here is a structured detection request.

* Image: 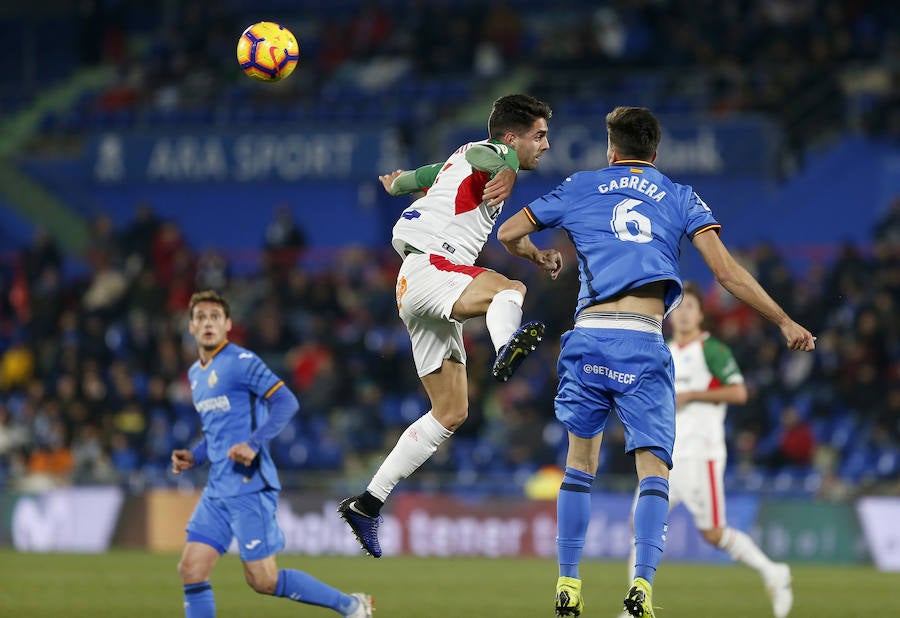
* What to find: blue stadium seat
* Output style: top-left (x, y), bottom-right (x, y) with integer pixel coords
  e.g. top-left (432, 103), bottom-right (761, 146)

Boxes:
top-left (875, 449), bottom-right (900, 479)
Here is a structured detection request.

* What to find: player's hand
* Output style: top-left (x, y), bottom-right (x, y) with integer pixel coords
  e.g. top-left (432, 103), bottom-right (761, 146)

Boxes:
top-left (780, 320), bottom-right (816, 351)
top-left (534, 248), bottom-right (563, 280)
top-left (483, 168), bottom-right (517, 207)
top-left (227, 443), bottom-right (258, 467)
top-left (379, 170), bottom-right (404, 195)
top-left (171, 449), bottom-right (195, 475)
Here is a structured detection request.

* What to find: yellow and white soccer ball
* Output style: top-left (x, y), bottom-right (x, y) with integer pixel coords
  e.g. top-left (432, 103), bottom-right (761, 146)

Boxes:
top-left (236, 21), bottom-right (299, 82)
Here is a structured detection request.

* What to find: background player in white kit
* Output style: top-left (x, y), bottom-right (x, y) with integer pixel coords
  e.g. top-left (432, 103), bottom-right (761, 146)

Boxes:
top-left (620, 281), bottom-right (794, 618)
top-left (338, 94), bottom-right (562, 557)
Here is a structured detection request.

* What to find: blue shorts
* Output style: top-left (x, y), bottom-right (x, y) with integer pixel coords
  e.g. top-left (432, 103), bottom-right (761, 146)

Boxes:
top-left (186, 489), bottom-right (285, 561)
top-left (555, 326), bottom-right (675, 468)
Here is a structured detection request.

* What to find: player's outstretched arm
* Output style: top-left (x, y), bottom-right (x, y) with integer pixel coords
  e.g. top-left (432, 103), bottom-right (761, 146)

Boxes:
top-left (497, 209), bottom-right (563, 279)
top-left (378, 170), bottom-right (404, 194)
top-left (380, 163), bottom-right (444, 196)
top-left (693, 230), bottom-right (815, 351)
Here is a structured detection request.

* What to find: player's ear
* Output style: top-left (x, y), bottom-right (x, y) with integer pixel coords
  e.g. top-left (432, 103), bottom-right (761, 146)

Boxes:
top-left (650, 151), bottom-right (658, 163)
top-left (225, 317), bottom-right (233, 333)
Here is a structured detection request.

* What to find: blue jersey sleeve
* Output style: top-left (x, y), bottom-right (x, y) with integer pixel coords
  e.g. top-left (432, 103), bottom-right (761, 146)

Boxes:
top-left (239, 352), bottom-right (283, 398)
top-left (683, 188), bottom-right (721, 239)
top-left (524, 176), bottom-right (575, 229)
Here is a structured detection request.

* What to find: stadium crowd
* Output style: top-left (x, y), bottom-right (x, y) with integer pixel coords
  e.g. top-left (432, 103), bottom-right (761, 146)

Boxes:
top-left (1, 0), bottom-right (897, 498)
top-left (0, 197), bottom-right (897, 496)
top-left (33, 0), bottom-right (894, 169)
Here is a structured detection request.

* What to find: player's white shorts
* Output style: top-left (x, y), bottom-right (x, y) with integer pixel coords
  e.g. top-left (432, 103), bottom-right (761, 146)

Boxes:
top-left (395, 252), bottom-right (486, 377)
top-left (668, 457), bottom-right (727, 530)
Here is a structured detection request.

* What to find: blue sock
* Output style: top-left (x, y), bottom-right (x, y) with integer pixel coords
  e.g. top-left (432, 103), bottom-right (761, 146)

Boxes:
top-left (633, 476), bottom-right (669, 584)
top-left (183, 582), bottom-right (215, 618)
top-left (275, 569), bottom-right (357, 615)
top-left (557, 466), bottom-right (594, 579)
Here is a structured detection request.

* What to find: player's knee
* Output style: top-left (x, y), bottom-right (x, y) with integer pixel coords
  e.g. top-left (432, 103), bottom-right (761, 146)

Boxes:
top-left (503, 279), bottom-right (527, 297)
top-left (245, 570), bottom-right (278, 595)
top-left (566, 453), bottom-right (599, 474)
top-left (700, 527), bottom-right (723, 546)
top-left (177, 557), bottom-right (204, 584)
top-left (434, 405), bottom-right (467, 431)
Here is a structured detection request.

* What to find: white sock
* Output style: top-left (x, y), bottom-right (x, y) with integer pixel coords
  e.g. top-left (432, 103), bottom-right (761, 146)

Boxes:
top-left (366, 412), bottom-right (453, 501)
top-left (718, 527), bottom-right (775, 574)
top-left (485, 289), bottom-right (524, 353)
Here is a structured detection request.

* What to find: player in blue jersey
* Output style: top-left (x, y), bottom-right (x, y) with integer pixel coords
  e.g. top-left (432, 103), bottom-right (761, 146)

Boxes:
top-left (170, 290), bottom-right (372, 618)
top-left (497, 107), bottom-right (815, 617)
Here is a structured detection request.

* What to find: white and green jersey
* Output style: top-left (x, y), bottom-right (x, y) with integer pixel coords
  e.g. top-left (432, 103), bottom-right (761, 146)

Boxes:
top-left (669, 332), bottom-right (743, 461)
top-left (391, 139), bottom-right (519, 265)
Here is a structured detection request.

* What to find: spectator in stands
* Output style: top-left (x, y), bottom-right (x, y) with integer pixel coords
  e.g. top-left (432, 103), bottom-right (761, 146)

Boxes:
top-left (769, 406), bottom-right (816, 469)
top-left (263, 204), bottom-right (307, 278)
top-left (22, 228), bottom-right (61, 284)
top-left (1, 181), bottom-right (898, 499)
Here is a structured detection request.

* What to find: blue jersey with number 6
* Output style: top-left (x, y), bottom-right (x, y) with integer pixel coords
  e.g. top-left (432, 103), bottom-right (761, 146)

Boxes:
top-left (524, 161), bottom-right (720, 317)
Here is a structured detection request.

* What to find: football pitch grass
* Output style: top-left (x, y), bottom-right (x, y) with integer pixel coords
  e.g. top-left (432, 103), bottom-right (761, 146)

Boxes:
top-left (0, 550), bottom-right (893, 617)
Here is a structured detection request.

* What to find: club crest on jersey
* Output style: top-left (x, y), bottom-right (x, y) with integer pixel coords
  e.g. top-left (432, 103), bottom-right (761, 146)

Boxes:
top-left (208, 370), bottom-right (219, 388)
top-left (396, 275), bottom-right (408, 310)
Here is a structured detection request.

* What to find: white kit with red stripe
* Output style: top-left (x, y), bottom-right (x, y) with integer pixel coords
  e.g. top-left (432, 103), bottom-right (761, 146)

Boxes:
top-left (669, 334), bottom-right (743, 462)
top-left (391, 140), bottom-right (506, 266)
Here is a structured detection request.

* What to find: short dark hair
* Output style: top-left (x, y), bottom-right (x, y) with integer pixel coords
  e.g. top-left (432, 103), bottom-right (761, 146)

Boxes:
top-left (605, 106), bottom-right (661, 161)
top-left (488, 94), bottom-right (552, 140)
top-left (682, 280), bottom-right (704, 305)
top-left (189, 290), bottom-right (230, 319)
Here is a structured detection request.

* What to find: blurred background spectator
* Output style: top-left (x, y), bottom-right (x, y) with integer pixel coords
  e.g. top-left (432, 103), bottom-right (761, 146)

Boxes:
top-left (0, 0), bottom-right (897, 500)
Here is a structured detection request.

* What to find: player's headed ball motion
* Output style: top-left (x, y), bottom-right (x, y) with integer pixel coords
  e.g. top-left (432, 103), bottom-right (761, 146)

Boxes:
top-left (236, 21), bottom-right (299, 82)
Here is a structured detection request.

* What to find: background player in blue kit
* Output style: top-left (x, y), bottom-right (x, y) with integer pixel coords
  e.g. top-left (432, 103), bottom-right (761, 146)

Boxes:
top-left (497, 107), bottom-right (816, 617)
top-left (170, 290), bottom-right (372, 618)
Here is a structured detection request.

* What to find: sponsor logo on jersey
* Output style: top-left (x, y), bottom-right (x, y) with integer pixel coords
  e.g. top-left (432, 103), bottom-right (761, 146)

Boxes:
top-left (582, 363), bottom-right (637, 384)
top-left (208, 370), bottom-right (219, 388)
top-left (442, 242), bottom-right (456, 254)
top-left (238, 352), bottom-right (253, 359)
top-left (401, 210), bottom-right (421, 220)
top-left (195, 395), bottom-right (231, 413)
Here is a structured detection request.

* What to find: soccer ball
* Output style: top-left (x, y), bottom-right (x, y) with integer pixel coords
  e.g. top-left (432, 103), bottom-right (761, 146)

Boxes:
top-left (236, 22), bottom-right (299, 82)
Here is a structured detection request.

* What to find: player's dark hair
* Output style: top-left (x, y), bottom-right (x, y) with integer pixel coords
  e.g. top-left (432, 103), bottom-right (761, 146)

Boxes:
top-left (606, 106), bottom-right (661, 161)
top-left (488, 94), bottom-right (552, 139)
top-left (682, 280), bottom-right (704, 305)
top-left (189, 290), bottom-right (231, 319)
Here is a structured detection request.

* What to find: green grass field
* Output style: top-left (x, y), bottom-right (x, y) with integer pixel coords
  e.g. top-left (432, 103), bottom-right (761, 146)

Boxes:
top-left (0, 550), bottom-right (892, 617)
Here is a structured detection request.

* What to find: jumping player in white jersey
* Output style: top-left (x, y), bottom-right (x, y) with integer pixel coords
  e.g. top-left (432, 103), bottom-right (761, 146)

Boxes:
top-left (618, 281), bottom-right (793, 618)
top-left (497, 106), bottom-right (814, 617)
top-left (338, 94), bottom-right (562, 558)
